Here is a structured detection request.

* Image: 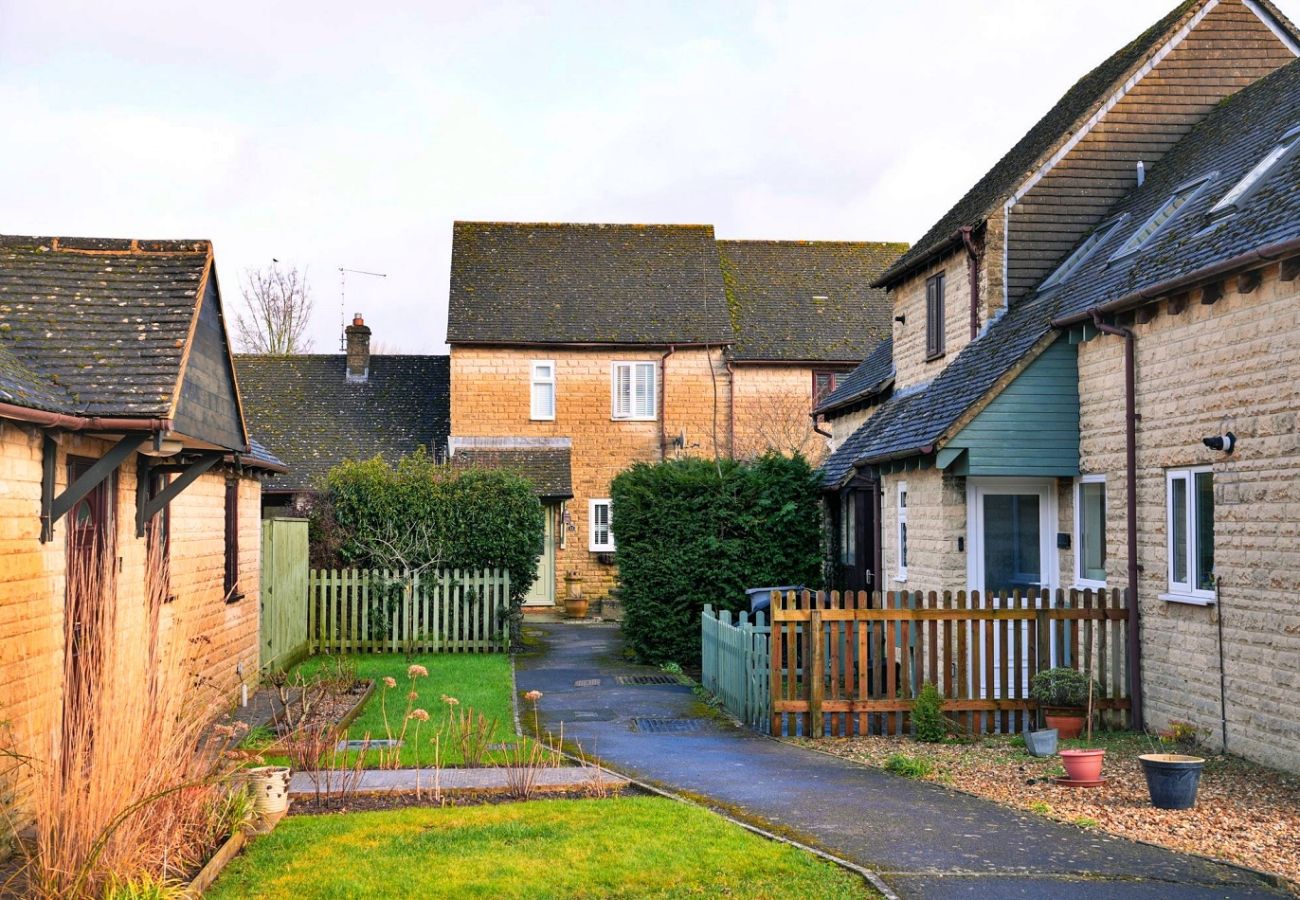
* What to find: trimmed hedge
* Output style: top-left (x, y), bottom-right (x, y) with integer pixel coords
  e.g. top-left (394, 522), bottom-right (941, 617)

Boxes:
top-left (312, 450), bottom-right (545, 646)
top-left (611, 453), bottom-right (823, 667)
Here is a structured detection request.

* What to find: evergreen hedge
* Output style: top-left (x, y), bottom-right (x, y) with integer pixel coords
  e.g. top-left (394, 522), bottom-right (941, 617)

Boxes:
top-left (611, 453), bottom-right (823, 667)
top-left (311, 450), bottom-right (545, 646)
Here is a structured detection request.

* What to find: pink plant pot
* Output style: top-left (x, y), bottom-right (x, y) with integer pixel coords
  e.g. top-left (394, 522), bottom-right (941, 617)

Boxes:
top-left (1059, 748), bottom-right (1106, 782)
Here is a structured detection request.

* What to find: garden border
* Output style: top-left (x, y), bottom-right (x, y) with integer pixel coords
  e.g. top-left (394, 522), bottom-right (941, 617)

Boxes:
top-left (188, 830), bottom-right (248, 895)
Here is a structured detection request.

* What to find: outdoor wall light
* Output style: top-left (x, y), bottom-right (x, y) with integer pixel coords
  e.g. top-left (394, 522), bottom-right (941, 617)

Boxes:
top-left (894, 315), bottom-right (906, 324)
top-left (1202, 431), bottom-right (1236, 454)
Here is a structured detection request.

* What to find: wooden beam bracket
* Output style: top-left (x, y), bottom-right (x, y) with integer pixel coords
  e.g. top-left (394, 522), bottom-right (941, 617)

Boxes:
top-left (136, 452), bottom-right (223, 537)
top-left (1200, 281), bottom-right (1224, 305)
top-left (1280, 256), bottom-right (1300, 283)
top-left (1236, 270), bottom-right (1261, 295)
top-left (42, 433), bottom-right (144, 543)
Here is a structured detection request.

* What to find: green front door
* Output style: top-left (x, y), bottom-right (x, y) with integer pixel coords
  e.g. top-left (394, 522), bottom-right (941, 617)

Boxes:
top-left (524, 504), bottom-right (557, 606)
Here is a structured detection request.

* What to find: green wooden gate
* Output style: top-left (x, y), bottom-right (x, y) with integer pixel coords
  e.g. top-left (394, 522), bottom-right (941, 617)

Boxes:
top-left (260, 516), bottom-right (310, 673)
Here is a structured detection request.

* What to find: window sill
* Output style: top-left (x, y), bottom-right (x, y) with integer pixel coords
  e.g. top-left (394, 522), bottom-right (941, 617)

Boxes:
top-left (894, 575), bottom-right (908, 584)
top-left (610, 416), bottom-right (657, 422)
top-left (1072, 581), bottom-right (1108, 592)
top-left (530, 416), bottom-right (555, 422)
top-left (925, 352), bottom-right (945, 363)
top-left (1158, 592), bottom-right (1215, 607)
top-left (225, 592), bottom-right (246, 605)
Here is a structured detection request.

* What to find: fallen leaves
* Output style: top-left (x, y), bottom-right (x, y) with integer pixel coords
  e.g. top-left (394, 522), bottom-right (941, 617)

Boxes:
top-left (793, 732), bottom-right (1300, 894)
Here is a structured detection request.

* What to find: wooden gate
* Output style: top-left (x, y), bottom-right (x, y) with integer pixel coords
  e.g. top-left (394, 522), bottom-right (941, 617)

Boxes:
top-left (770, 588), bottom-right (1131, 737)
top-left (259, 516), bottom-right (310, 673)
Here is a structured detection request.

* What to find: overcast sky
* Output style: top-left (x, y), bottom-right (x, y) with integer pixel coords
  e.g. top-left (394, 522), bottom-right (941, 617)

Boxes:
top-left (5, 1), bottom-right (1297, 354)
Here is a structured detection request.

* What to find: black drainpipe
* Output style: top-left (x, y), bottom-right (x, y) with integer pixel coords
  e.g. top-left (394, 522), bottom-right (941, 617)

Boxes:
top-left (1090, 309), bottom-right (1143, 730)
top-left (960, 226), bottom-right (981, 340)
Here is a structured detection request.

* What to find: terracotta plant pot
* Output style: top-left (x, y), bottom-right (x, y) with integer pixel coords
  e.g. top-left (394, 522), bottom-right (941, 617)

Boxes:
top-left (1139, 753), bottom-right (1204, 809)
top-left (1059, 748), bottom-right (1105, 782)
top-left (1043, 710), bottom-right (1086, 740)
top-left (564, 597), bottom-right (589, 619)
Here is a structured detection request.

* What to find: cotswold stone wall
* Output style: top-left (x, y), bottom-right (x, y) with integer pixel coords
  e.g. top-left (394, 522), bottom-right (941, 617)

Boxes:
top-left (450, 345), bottom-right (730, 600)
top-left (877, 468), bottom-right (967, 595)
top-left (0, 426), bottom-right (261, 824)
top-left (1076, 262), bottom-right (1300, 772)
top-left (732, 364), bottom-right (837, 464)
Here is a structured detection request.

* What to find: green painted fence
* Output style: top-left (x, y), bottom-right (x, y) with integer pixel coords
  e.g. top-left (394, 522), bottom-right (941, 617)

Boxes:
top-left (260, 517), bottom-right (310, 673)
top-left (308, 568), bottom-right (510, 654)
top-left (701, 605), bottom-right (771, 733)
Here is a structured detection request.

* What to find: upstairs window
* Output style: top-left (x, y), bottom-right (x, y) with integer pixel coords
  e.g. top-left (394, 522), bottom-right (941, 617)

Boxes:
top-left (589, 499), bottom-right (615, 552)
top-left (925, 273), bottom-right (945, 360)
top-left (1210, 126), bottom-right (1300, 217)
top-left (1112, 177), bottom-right (1211, 259)
top-left (813, 371), bottom-right (837, 404)
top-left (612, 361), bottom-right (656, 420)
top-left (531, 360), bottom-right (556, 420)
top-left (1042, 218), bottom-right (1124, 290)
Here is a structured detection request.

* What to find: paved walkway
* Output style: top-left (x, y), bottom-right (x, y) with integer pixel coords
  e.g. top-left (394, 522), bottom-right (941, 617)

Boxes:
top-left (516, 623), bottom-right (1287, 900)
top-left (289, 764), bottom-right (626, 797)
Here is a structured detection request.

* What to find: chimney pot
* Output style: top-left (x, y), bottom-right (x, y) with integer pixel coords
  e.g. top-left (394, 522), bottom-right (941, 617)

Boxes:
top-left (344, 313), bottom-right (372, 382)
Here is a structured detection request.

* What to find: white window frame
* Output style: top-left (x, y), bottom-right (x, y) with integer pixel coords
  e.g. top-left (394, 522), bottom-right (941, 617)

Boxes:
top-left (611, 361), bottom-right (657, 421)
top-left (530, 360), bottom-right (556, 421)
top-left (1073, 475), bottom-right (1108, 589)
top-left (588, 499), bottom-right (615, 552)
top-left (895, 482), bottom-right (908, 582)
top-left (1210, 126), bottom-right (1300, 217)
top-left (1110, 175), bottom-right (1213, 261)
top-left (1163, 466), bottom-right (1216, 605)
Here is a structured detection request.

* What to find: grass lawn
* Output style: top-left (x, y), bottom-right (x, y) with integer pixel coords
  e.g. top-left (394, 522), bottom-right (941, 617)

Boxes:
top-left (246, 653), bottom-right (523, 768)
top-left (208, 797), bottom-right (874, 899)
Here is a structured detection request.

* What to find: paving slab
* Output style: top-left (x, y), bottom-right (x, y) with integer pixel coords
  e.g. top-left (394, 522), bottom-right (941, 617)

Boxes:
top-left (289, 764), bottom-right (626, 796)
top-left (516, 623), bottom-right (1288, 900)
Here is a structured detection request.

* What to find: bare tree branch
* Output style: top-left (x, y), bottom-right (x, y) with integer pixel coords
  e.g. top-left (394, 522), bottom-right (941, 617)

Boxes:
top-left (235, 263), bottom-right (314, 354)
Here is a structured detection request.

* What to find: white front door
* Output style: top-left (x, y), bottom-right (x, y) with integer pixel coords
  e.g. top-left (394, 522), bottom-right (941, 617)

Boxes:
top-left (966, 479), bottom-right (1059, 700)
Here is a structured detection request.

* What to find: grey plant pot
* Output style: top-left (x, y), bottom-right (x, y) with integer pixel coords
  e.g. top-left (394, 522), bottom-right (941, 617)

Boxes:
top-left (1025, 728), bottom-right (1059, 757)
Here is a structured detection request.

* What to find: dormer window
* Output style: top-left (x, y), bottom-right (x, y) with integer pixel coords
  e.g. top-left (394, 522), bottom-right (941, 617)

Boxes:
top-left (1041, 217), bottom-right (1124, 290)
top-left (1209, 126), bottom-right (1300, 217)
top-left (1111, 177), bottom-right (1212, 260)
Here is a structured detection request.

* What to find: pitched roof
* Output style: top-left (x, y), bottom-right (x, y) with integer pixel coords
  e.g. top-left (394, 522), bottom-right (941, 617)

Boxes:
top-left (875, 0), bottom-right (1269, 287)
top-left (718, 240), bottom-right (906, 362)
top-left (234, 354), bottom-right (450, 493)
top-left (0, 235), bottom-right (211, 417)
top-left (447, 222), bottom-right (733, 346)
top-left (826, 56), bottom-right (1300, 484)
top-left (814, 338), bottom-right (895, 416)
top-left (448, 438), bottom-right (573, 499)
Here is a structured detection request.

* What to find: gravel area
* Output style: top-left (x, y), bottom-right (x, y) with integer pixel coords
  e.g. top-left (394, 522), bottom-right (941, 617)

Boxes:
top-left (791, 731), bottom-right (1300, 894)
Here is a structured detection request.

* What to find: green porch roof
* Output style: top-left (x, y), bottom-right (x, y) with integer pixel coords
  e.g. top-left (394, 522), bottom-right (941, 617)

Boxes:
top-left (936, 337), bottom-right (1079, 477)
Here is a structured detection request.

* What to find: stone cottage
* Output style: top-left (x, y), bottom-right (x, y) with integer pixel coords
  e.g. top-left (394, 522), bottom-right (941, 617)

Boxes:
top-left (821, 0), bottom-right (1300, 771)
top-left (0, 234), bottom-right (285, 819)
top-left (447, 222), bottom-right (902, 610)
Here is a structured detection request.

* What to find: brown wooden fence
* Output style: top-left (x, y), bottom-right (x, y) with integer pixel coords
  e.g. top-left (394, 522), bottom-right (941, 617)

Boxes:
top-left (770, 588), bottom-right (1131, 738)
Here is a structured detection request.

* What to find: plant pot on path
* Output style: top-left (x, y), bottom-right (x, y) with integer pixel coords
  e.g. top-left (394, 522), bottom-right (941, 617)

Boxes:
top-left (1025, 728), bottom-right (1058, 758)
top-left (1058, 749), bottom-right (1105, 785)
top-left (1043, 710), bottom-right (1086, 740)
top-left (1139, 754), bottom-right (1204, 809)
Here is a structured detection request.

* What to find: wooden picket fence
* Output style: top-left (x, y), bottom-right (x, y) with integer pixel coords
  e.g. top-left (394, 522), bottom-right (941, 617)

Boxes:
top-left (771, 588), bottom-right (1131, 738)
top-left (701, 605), bottom-right (771, 732)
top-left (309, 568), bottom-right (511, 654)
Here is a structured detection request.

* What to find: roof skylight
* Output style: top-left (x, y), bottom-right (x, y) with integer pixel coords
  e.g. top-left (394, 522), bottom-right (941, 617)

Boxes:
top-left (1111, 177), bottom-right (1211, 260)
top-left (1041, 217), bottom-right (1124, 290)
top-left (1209, 126), bottom-right (1300, 216)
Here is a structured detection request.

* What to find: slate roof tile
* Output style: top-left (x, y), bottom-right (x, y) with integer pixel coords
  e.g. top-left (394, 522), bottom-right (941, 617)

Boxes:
top-left (450, 444), bottom-right (573, 498)
top-left (234, 354), bottom-right (450, 493)
top-left (447, 222), bottom-right (732, 345)
top-left (814, 338), bottom-right (895, 416)
top-left (718, 240), bottom-right (905, 362)
top-left (0, 235), bottom-right (209, 417)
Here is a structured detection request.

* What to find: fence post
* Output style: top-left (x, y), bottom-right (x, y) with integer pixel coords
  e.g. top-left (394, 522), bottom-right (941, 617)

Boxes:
top-left (808, 606), bottom-right (824, 738)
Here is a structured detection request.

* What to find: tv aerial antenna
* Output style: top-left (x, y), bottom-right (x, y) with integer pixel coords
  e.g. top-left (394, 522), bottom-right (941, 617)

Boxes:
top-left (337, 267), bottom-right (388, 350)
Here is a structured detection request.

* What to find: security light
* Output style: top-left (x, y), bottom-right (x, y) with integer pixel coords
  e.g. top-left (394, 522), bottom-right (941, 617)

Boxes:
top-left (1202, 432), bottom-right (1235, 454)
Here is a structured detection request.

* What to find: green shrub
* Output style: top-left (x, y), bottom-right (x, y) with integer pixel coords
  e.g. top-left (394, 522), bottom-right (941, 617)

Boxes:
top-left (883, 753), bottom-right (933, 779)
top-left (313, 449), bottom-right (545, 646)
top-left (610, 453), bottom-right (823, 666)
top-left (1029, 667), bottom-right (1098, 709)
top-left (912, 682), bottom-right (947, 743)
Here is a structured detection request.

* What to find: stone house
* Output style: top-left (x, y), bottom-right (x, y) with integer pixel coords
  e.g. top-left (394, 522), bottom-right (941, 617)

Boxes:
top-left (0, 234), bottom-right (285, 818)
top-left (447, 222), bottom-right (901, 609)
top-left (235, 315), bottom-right (451, 517)
top-left (821, 0), bottom-right (1300, 771)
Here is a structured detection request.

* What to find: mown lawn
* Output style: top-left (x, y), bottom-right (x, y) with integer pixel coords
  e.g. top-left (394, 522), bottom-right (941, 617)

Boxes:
top-left (246, 653), bottom-right (524, 768)
top-left (208, 797), bottom-right (874, 899)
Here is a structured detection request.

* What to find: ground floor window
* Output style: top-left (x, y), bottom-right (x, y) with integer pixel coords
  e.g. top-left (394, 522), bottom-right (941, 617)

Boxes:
top-left (839, 492), bottom-right (855, 566)
top-left (896, 482), bottom-right (908, 580)
top-left (1166, 467), bottom-right (1214, 601)
top-left (1074, 476), bottom-right (1106, 586)
top-left (589, 499), bottom-right (614, 552)
top-left (224, 478), bottom-right (241, 602)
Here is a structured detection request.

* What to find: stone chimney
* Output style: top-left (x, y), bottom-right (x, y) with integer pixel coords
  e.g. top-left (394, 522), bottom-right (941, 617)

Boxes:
top-left (345, 313), bottom-right (371, 382)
